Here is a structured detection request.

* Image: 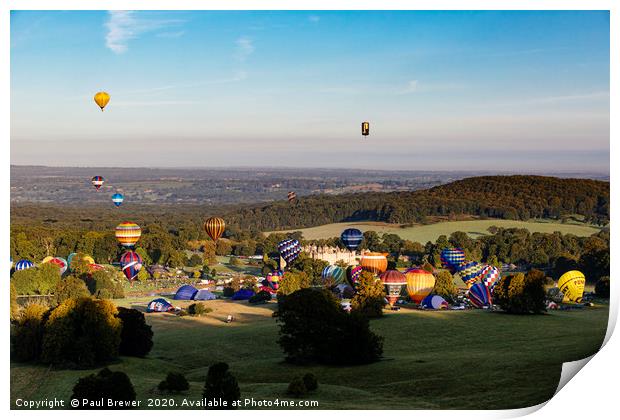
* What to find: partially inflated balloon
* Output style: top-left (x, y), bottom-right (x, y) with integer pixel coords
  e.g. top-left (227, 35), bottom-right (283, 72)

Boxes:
top-left (421, 294), bottom-right (449, 310)
top-left (347, 265), bottom-right (363, 286)
top-left (456, 261), bottom-right (485, 287)
top-left (360, 252), bottom-right (388, 274)
top-left (120, 251), bottom-right (143, 281)
top-left (204, 217), bottom-right (226, 242)
top-left (91, 176), bottom-right (104, 191)
top-left (468, 282), bottom-right (492, 308)
top-left (278, 239), bottom-right (302, 265)
top-left (43, 257), bottom-right (68, 275)
top-left (322, 265), bottom-right (346, 285)
top-left (112, 193), bottom-right (124, 207)
top-left (558, 270), bottom-right (586, 303)
top-left (405, 268), bottom-right (436, 304)
top-left (94, 91), bottom-right (110, 111)
top-left (340, 228), bottom-right (363, 251)
top-left (380, 269), bottom-right (407, 305)
top-left (115, 222), bottom-right (142, 248)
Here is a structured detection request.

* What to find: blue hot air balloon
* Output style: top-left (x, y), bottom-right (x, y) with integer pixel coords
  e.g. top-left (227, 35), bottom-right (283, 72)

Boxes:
top-left (468, 282), bottom-right (492, 308)
top-left (15, 259), bottom-right (34, 271)
top-left (340, 228), bottom-right (363, 251)
top-left (440, 248), bottom-right (465, 270)
top-left (112, 193), bottom-right (124, 207)
top-left (277, 239), bottom-right (302, 266)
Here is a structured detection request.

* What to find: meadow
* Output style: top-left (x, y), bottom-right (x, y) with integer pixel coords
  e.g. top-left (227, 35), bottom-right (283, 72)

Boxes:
top-left (11, 298), bottom-right (608, 410)
top-left (270, 219), bottom-right (602, 242)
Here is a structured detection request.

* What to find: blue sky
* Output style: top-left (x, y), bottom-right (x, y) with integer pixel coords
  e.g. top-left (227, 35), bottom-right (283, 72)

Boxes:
top-left (10, 10), bottom-right (609, 172)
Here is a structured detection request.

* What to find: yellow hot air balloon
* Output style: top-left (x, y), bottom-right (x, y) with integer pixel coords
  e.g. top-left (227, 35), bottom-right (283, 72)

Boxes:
top-left (405, 268), bottom-right (436, 304)
top-left (94, 91), bottom-right (110, 111)
top-left (204, 217), bottom-right (226, 242)
top-left (558, 270), bottom-right (586, 303)
top-left (360, 252), bottom-right (388, 274)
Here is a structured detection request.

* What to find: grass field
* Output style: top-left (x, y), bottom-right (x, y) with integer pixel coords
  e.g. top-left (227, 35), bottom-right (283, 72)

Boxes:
top-left (11, 298), bottom-right (608, 410)
top-left (269, 219), bottom-right (603, 243)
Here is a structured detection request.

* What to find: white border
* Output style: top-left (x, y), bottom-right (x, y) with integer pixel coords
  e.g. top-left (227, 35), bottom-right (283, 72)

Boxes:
top-left (2, 1), bottom-right (616, 419)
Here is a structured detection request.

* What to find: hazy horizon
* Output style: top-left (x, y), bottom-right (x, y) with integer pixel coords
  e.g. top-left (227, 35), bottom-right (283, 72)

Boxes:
top-left (11, 10), bottom-right (610, 172)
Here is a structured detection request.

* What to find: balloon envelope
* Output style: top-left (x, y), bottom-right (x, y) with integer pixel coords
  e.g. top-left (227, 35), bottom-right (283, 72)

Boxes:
top-left (456, 261), bottom-right (485, 287)
top-left (15, 259), bottom-right (34, 271)
top-left (347, 265), bottom-right (363, 286)
top-left (421, 294), bottom-right (449, 310)
top-left (340, 228), bottom-right (363, 251)
top-left (287, 191), bottom-right (297, 202)
top-left (480, 265), bottom-right (500, 292)
top-left (468, 282), bottom-right (492, 308)
top-left (115, 222), bottom-right (142, 248)
top-left (277, 239), bottom-right (302, 265)
top-left (120, 251), bottom-right (143, 281)
top-left (405, 268), bottom-right (436, 304)
top-left (360, 252), bottom-right (388, 274)
top-left (204, 217), bottom-right (226, 242)
top-left (91, 176), bottom-right (104, 191)
top-left (558, 270), bottom-right (586, 303)
top-left (94, 91), bottom-right (110, 111)
top-left (112, 193), bottom-right (124, 207)
top-left (322, 265), bottom-right (346, 285)
top-left (440, 248), bottom-right (465, 270)
top-left (380, 270), bottom-right (407, 305)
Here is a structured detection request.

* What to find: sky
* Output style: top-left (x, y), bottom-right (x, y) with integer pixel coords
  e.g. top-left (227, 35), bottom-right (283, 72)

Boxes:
top-left (10, 10), bottom-right (610, 172)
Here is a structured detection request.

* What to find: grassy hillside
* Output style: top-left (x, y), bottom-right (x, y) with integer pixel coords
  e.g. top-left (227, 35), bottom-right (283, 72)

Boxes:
top-left (11, 299), bottom-right (608, 410)
top-left (269, 219), bottom-right (602, 243)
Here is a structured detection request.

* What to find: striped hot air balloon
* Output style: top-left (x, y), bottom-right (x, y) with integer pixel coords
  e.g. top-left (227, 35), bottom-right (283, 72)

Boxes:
top-left (440, 248), bottom-right (465, 270)
top-left (360, 252), bottom-right (388, 274)
top-left (558, 270), bottom-right (586, 303)
top-left (278, 239), bottom-right (302, 266)
top-left (322, 265), bottom-right (346, 286)
top-left (287, 191), bottom-right (297, 203)
top-left (266, 270), bottom-right (283, 290)
top-left (15, 259), bottom-right (34, 271)
top-left (115, 222), bottom-right (142, 248)
top-left (480, 265), bottom-right (500, 293)
top-left (204, 217), bottom-right (226, 242)
top-left (112, 193), bottom-right (124, 207)
top-left (91, 176), bottom-right (105, 191)
top-left (405, 268), bottom-right (436, 304)
top-left (347, 265), bottom-right (363, 286)
top-left (380, 269), bottom-right (407, 305)
top-left (456, 261), bottom-right (485, 287)
top-left (468, 282), bottom-right (492, 308)
top-left (120, 251), bottom-right (143, 281)
top-left (42, 257), bottom-right (68, 275)
top-left (340, 228), bottom-right (363, 252)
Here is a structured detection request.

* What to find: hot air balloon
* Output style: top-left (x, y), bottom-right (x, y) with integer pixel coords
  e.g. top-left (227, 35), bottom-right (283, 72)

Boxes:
top-left (287, 191), bottom-right (297, 203)
top-left (361, 121), bottom-right (370, 137)
top-left (480, 265), bottom-right (500, 293)
top-left (42, 257), bottom-right (68, 275)
top-left (456, 261), bottom-right (485, 287)
top-left (120, 251), bottom-right (143, 281)
top-left (558, 270), bottom-right (586, 303)
top-left (15, 259), bottom-right (34, 271)
top-left (112, 193), bottom-right (124, 207)
top-left (421, 294), bottom-right (449, 310)
top-left (322, 265), bottom-right (346, 286)
top-left (67, 252), bottom-right (77, 268)
top-left (115, 222), bottom-right (142, 248)
top-left (82, 255), bottom-right (95, 265)
top-left (405, 268), bottom-right (436, 304)
top-left (204, 217), bottom-right (226, 242)
top-left (347, 265), bottom-right (363, 286)
top-left (94, 91), bottom-right (110, 111)
top-left (266, 271), bottom-right (283, 290)
top-left (468, 282), bottom-right (492, 308)
top-left (380, 269), bottom-right (407, 305)
top-left (87, 263), bottom-right (105, 273)
top-left (440, 248), bottom-right (465, 270)
top-left (278, 239), bottom-right (302, 266)
top-left (91, 176), bottom-right (105, 191)
top-left (340, 228), bottom-right (363, 252)
top-left (360, 252), bottom-right (388, 274)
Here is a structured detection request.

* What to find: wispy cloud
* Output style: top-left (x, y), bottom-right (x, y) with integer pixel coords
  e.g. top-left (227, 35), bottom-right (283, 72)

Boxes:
top-left (105, 11), bottom-right (183, 54)
top-left (235, 36), bottom-right (255, 61)
top-left (156, 30), bottom-right (186, 39)
top-left (308, 15), bottom-right (321, 23)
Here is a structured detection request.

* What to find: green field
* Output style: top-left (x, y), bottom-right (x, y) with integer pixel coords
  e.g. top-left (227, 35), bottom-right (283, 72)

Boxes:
top-left (270, 219), bottom-right (603, 243)
top-left (11, 299), bottom-right (608, 410)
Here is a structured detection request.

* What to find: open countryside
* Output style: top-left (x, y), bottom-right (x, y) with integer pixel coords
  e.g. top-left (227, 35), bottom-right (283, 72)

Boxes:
top-left (269, 219), bottom-right (603, 243)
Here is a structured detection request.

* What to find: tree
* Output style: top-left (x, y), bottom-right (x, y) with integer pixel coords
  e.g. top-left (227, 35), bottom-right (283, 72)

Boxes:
top-left (70, 368), bottom-right (136, 409)
top-left (51, 276), bottom-right (90, 306)
top-left (86, 269), bottom-right (125, 299)
top-left (116, 307), bottom-right (154, 357)
top-left (11, 304), bottom-right (48, 362)
top-left (277, 270), bottom-right (311, 296)
top-left (158, 372), bottom-right (189, 393)
top-left (41, 297), bottom-right (122, 368)
top-left (493, 270), bottom-right (546, 314)
top-left (11, 263), bottom-right (60, 295)
top-left (10, 282), bottom-right (19, 320)
top-left (188, 253), bottom-right (203, 267)
top-left (350, 271), bottom-right (385, 318)
top-left (432, 270), bottom-right (457, 302)
top-left (203, 362), bottom-right (240, 410)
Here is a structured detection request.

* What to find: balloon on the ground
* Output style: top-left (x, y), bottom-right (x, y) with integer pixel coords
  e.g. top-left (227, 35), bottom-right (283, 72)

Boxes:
top-left (380, 269), bottom-right (407, 305)
top-left (42, 257), bottom-right (68, 274)
top-left (115, 222), bottom-right (142, 248)
top-left (360, 252), bottom-right (388, 274)
top-left (112, 193), bottom-right (124, 207)
top-left (174, 284), bottom-right (198, 300)
top-left (15, 259), bottom-right (34, 271)
top-left (91, 176), bottom-right (104, 191)
top-left (94, 91), bottom-right (110, 111)
top-left (440, 248), bottom-right (465, 269)
top-left (322, 265), bottom-right (346, 285)
top-left (480, 265), bottom-right (500, 292)
top-left (456, 261), bottom-right (485, 287)
top-left (67, 253), bottom-right (77, 268)
top-left (468, 282), bottom-right (492, 308)
top-left (421, 294), bottom-right (449, 310)
top-left (361, 121), bottom-right (370, 136)
top-left (347, 265), bottom-right (363, 286)
top-left (558, 270), bottom-right (586, 303)
top-left (278, 239), bottom-right (302, 265)
top-left (287, 191), bottom-right (297, 202)
top-left (120, 251), bottom-right (143, 281)
top-left (405, 268), bottom-right (436, 304)
top-left (147, 298), bottom-right (174, 313)
top-left (204, 217), bottom-right (226, 242)
top-left (340, 228), bottom-right (363, 251)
